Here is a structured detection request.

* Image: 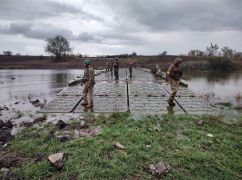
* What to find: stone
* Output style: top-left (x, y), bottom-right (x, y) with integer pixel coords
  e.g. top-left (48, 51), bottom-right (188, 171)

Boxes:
top-left (14, 102), bottom-right (20, 105)
top-left (1, 167), bottom-right (9, 173)
top-left (4, 121), bottom-right (13, 129)
top-left (56, 135), bottom-right (70, 142)
top-left (196, 120), bottom-right (205, 126)
top-left (56, 120), bottom-right (67, 129)
top-left (33, 115), bottom-right (47, 124)
top-left (30, 99), bottom-right (40, 105)
top-left (74, 127), bottom-right (101, 138)
top-left (20, 122), bottom-right (34, 127)
top-left (79, 121), bottom-right (87, 129)
top-left (0, 143), bottom-right (9, 150)
top-left (0, 120), bottom-right (4, 129)
top-left (207, 133), bottom-right (214, 138)
top-left (148, 162), bottom-right (171, 178)
top-left (3, 106), bottom-right (9, 111)
top-left (113, 142), bottom-right (125, 150)
top-left (48, 153), bottom-right (65, 170)
top-left (0, 130), bottom-right (13, 144)
top-left (75, 129), bottom-right (96, 137)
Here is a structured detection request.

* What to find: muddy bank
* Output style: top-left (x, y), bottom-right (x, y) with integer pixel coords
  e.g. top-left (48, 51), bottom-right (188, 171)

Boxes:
top-left (0, 113), bottom-right (242, 179)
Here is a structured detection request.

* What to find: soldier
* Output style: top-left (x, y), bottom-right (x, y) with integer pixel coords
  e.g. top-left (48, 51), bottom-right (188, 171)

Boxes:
top-left (110, 59), bottom-right (114, 75)
top-left (127, 59), bottom-right (133, 78)
top-left (114, 57), bottom-right (119, 80)
top-left (166, 58), bottom-right (183, 106)
top-left (81, 59), bottom-right (95, 108)
top-left (105, 61), bottom-right (110, 72)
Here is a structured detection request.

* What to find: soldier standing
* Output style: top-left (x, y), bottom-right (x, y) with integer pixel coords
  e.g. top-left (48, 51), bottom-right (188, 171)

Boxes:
top-left (114, 57), bottom-right (119, 80)
top-left (166, 58), bottom-right (183, 106)
top-left (105, 61), bottom-right (110, 72)
top-left (81, 59), bottom-right (95, 108)
top-left (110, 59), bottom-right (114, 75)
top-left (127, 59), bottom-right (133, 78)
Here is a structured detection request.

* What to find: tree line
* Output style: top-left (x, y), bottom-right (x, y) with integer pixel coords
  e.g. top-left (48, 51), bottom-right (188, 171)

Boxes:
top-left (188, 43), bottom-right (242, 58)
top-left (1, 36), bottom-right (242, 61)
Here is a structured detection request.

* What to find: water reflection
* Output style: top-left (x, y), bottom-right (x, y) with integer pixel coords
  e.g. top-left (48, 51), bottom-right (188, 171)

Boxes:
top-left (183, 71), bottom-right (242, 106)
top-left (0, 69), bottom-right (83, 104)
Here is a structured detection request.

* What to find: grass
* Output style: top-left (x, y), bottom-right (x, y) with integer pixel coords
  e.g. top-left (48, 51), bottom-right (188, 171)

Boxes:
top-left (180, 57), bottom-right (235, 71)
top-left (1, 113), bottom-right (242, 179)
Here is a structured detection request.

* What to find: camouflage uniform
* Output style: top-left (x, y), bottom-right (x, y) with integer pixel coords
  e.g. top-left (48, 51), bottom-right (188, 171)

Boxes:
top-left (128, 60), bottom-right (133, 77)
top-left (105, 61), bottom-right (110, 72)
top-left (114, 59), bottom-right (119, 80)
top-left (83, 67), bottom-right (95, 106)
top-left (166, 64), bottom-right (181, 105)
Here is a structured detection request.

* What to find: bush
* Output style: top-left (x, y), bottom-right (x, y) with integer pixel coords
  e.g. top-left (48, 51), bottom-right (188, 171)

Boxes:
top-left (180, 57), bottom-right (235, 71)
top-left (209, 57), bottom-right (235, 71)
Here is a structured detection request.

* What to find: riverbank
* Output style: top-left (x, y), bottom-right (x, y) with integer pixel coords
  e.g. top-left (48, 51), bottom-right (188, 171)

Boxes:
top-left (1, 113), bottom-right (242, 179)
top-left (1, 55), bottom-right (241, 70)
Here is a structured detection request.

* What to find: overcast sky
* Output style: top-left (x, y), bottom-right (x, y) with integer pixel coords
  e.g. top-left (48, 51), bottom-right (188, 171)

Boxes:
top-left (0, 0), bottom-right (242, 56)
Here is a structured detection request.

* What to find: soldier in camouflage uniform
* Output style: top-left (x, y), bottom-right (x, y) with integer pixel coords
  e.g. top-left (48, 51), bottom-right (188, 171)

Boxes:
top-left (81, 59), bottom-right (95, 108)
top-left (166, 58), bottom-right (183, 106)
top-left (127, 59), bottom-right (133, 78)
top-left (114, 57), bottom-right (119, 80)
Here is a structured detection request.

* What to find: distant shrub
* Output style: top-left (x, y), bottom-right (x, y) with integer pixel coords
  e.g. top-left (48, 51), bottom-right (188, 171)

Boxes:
top-left (208, 57), bottom-right (235, 71)
top-left (180, 57), bottom-right (235, 71)
top-left (180, 60), bottom-right (209, 71)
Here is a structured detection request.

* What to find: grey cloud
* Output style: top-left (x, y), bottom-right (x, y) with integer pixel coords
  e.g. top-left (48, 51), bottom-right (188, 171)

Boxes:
top-left (77, 32), bottom-right (102, 42)
top-left (101, 0), bottom-right (242, 31)
top-left (97, 31), bottom-right (145, 45)
top-left (0, 0), bottom-right (103, 21)
top-left (0, 22), bottom-right (100, 42)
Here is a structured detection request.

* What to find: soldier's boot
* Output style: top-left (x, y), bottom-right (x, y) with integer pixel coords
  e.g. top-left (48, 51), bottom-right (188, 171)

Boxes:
top-left (86, 104), bottom-right (93, 108)
top-left (81, 102), bottom-right (88, 106)
top-left (86, 89), bottom-right (94, 108)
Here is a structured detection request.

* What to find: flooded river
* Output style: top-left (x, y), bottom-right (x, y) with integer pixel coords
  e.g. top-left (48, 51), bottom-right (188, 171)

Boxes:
top-left (0, 69), bottom-right (83, 105)
top-left (183, 71), bottom-right (242, 107)
top-left (0, 69), bottom-right (242, 108)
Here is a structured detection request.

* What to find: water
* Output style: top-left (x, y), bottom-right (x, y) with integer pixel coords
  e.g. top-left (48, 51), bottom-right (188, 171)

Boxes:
top-left (0, 69), bottom-right (83, 104)
top-left (183, 71), bottom-right (242, 107)
top-left (0, 69), bottom-right (242, 108)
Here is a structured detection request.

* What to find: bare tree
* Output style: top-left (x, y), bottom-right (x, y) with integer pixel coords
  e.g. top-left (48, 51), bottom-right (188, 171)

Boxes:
top-left (221, 46), bottom-right (234, 57)
top-left (45, 35), bottom-right (72, 61)
top-left (159, 51), bottom-right (167, 56)
top-left (131, 52), bottom-right (137, 57)
top-left (188, 49), bottom-right (204, 56)
top-left (206, 43), bottom-right (219, 56)
top-left (233, 52), bottom-right (242, 58)
top-left (3, 51), bottom-right (13, 56)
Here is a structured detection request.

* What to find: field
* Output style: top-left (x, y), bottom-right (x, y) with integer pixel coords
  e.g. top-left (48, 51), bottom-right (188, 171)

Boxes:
top-left (1, 113), bottom-right (242, 179)
top-left (1, 55), bottom-right (241, 70)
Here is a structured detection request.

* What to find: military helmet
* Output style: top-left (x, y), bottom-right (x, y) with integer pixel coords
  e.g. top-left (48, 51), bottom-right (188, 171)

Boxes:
top-left (83, 59), bottom-right (91, 65)
top-left (174, 58), bottom-right (183, 64)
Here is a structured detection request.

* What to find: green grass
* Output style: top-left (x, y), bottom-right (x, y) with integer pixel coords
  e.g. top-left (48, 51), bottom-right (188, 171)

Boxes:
top-left (2, 113), bottom-right (242, 179)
